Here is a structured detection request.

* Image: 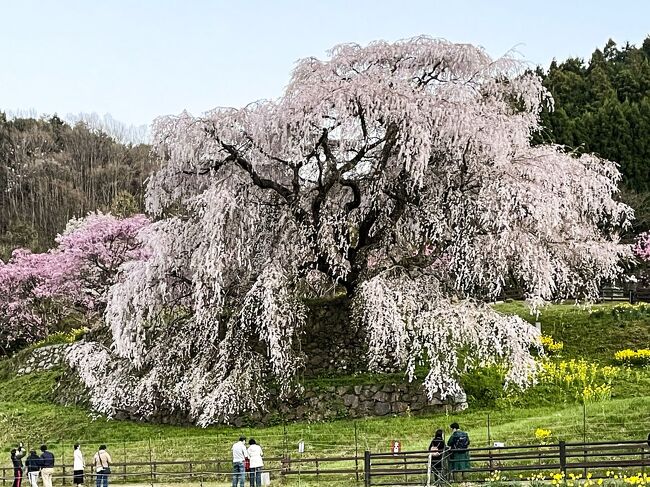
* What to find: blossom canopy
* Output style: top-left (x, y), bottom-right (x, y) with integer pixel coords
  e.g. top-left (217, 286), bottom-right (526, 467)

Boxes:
top-left (67, 36), bottom-right (632, 425)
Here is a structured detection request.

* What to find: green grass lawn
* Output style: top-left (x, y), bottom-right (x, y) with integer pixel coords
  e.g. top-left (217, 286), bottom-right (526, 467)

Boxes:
top-left (0, 301), bottom-right (648, 476)
top-left (1, 372), bottom-right (648, 462)
top-left (493, 301), bottom-right (649, 362)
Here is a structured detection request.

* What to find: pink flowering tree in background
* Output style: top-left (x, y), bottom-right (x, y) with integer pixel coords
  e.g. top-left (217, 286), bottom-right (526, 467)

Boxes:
top-left (632, 231), bottom-right (650, 285)
top-left (67, 37), bottom-right (632, 426)
top-left (0, 213), bottom-right (149, 354)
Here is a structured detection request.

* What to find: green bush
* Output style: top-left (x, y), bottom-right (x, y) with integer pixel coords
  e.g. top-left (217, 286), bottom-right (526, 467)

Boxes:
top-left (460, 365), bottom-right (507, 407)
top-left (33, 327), bottom-right (88, 348)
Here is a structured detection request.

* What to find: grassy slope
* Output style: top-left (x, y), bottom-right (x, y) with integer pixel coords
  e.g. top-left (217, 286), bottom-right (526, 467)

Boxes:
top-left (0, 302), bottom-right (648, 466)
top-left (492, 301), bottom-right (649, 362)
top-left (1, 372), bottom-right (648, 459)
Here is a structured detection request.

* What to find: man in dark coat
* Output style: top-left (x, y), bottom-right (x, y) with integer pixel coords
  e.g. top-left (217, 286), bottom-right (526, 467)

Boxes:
top-left (447, 422), bottom-right (471, 476)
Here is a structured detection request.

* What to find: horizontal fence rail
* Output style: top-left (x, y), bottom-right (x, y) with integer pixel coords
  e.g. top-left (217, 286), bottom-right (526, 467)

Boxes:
top-left (365, 439), bottom-right (650, 486)
top-left (2, 439), bottom-right (648, 486)
top-left (0, 455), bottom-right (361, 485)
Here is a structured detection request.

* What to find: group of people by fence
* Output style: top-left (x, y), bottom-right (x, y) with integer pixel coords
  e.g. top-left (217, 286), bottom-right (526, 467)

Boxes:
top-left (9, 444), bottom-right (112, 487)
top-left (428, 422), bottom-right (471, 483)
top-left (231, 436), bottom-right (268, 487)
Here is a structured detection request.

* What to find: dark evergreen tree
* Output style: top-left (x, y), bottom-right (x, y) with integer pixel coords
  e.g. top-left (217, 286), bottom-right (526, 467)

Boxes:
top-left (538, 35), bottom-right (650, 231)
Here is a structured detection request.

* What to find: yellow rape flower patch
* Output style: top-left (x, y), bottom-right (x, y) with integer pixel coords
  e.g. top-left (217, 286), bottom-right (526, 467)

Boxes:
top-left (614, 349), bottom-right (650, 367)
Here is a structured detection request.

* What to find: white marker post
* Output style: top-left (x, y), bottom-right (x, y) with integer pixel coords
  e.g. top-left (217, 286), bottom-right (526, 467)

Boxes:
top-left (298, 440), bottom-right (305, 487)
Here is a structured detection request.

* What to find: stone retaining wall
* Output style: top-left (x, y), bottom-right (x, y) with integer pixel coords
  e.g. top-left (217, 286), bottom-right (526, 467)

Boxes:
top-left (15, 344), bottom-right (68, 375)
top-left (301, 297), bottom-right (368, 376)
top-left (10, 329), bottom-right (467, 426)
top-left (243, 381), bottom-right (466, 426)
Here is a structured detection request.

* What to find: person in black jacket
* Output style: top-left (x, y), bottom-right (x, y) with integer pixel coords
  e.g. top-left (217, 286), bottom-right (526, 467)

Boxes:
top-left (25, 451), bottom-right (41, 487)
top-left (11, 444), bottom-right (26, 487)
top-left (428, 429), bottom-right (445, 482)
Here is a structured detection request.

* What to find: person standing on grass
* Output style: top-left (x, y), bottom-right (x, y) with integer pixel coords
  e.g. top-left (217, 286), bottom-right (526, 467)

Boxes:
top-left (39, 445), bottom-right (55, 487)
top-left (428, 429), bottom-right (445, 483)
top-left (73, 444), bottom-right (85, 486)
top-left (25, 450), bottom-right (40, 487)
top-left (247, 439), bottom-right (264, 487)
top-left (11, 443), bottom-right (26, 487)
top-left (231, 436), bottom-right (249, 487)
top-left (93, 445), bottom-right (111, 487)
top-left (447, 422), bottom-right (470, 478)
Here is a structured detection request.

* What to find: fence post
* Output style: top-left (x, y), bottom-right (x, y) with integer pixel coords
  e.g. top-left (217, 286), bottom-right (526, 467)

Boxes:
top-left (487, 413), bottom-right (492, 447)
top-left (582, 404), bottom-right (588, 478)
top-left (148, 438), bottom-right (154, 484)
top-left (355, 421), bottom-right (360, 482)
top-left (61, 440), bottom-right (66, 486)
top-left (282, 455), bottom-right (291, 477)
top-left (559, 440), bottom-right (567, 477)
top-left (283, 423), bottom-right (288, 458)
top-left (364, 450), bottom-right (371, 487)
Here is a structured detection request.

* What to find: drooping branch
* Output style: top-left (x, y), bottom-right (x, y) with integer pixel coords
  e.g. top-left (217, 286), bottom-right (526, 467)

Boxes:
top-left (70, 36), bottom-right (632, 427)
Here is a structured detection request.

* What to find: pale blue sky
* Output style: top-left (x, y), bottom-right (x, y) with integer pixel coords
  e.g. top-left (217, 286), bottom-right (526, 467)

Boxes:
top-left (1, 0), bottom-right (649, 127)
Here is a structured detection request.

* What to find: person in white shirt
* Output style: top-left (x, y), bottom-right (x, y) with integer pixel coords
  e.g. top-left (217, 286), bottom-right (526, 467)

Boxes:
top-left (247, 439), bottom-right (264, 487)
top-left (73, 444), bottom-right (85, 486)
top-left (231, 436), bottom-right (249, 487)
top-left (93, 446), bottom-right (112, 487)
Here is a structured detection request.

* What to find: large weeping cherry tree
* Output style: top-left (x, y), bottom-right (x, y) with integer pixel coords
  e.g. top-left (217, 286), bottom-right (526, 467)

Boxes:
top-left (68, 37), bottom-right (632, 426)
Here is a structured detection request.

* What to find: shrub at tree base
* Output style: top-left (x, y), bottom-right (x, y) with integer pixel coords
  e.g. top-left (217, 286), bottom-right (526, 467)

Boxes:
top-left (65, 36), bottom-right (632, 426)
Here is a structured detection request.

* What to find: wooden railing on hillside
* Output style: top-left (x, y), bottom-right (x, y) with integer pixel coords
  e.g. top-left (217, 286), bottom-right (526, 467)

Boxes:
top-left (2, 439), bottom-right (648, 486)
top-left (0, 454), bottom-right (361, 485)
top-left (498, 286), bottom-right (650, 303)
top-left (600, 286), bottom-right (630, 302)
top-left (365, 439), bottom-right (650, 486)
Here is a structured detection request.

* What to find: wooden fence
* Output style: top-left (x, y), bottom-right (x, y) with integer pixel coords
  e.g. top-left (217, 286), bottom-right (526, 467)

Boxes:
top-left (365, 439), bottom-right (650, 486)
top-left (500, 286), bottom-right (650, 303)
top-left (2, 440), bottom-right (648, 486)
top-left (0, 454), bottom-right (361, 485)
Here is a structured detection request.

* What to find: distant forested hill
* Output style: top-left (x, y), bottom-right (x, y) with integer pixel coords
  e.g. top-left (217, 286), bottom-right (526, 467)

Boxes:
top-left (0, 114), bottom-right (155, 258)
top-left (535, 36), bottom-right (650, 233)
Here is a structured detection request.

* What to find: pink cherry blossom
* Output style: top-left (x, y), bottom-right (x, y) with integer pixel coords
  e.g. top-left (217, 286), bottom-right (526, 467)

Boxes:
top-left (0, 213), bottom-right (149, 353)
top-left (67, 37), bottom-right (632, 425)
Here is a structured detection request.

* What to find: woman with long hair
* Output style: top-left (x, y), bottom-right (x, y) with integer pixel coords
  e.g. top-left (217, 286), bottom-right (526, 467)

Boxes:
top-left (428, 429), bottom-right (445, 484)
